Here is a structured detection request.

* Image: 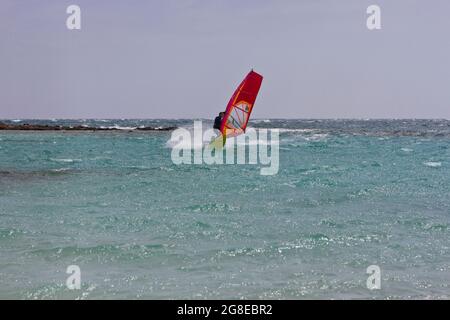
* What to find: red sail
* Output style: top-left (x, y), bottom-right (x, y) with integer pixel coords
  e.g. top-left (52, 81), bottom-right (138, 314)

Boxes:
top-left (220, 70), bottom-right (263, 137)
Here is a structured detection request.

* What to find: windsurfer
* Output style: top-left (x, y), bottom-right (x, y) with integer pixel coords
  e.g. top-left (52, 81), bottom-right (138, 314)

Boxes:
top-left (213, 112), bottom-right (225, 130)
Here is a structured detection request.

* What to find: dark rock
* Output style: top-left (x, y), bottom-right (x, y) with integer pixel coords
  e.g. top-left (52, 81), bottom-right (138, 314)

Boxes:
top-left (0, 122), bottom-right (177, 132)
top-left (136, 126), bottom-right (177, 131)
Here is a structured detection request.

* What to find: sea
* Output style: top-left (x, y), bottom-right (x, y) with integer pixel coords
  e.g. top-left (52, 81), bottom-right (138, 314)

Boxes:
top-left (0, 119), bottom-right (449, 299)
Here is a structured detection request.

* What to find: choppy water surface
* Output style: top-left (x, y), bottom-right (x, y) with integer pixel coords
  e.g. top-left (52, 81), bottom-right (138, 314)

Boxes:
top-left (0, 119), bottom-right (449, 299)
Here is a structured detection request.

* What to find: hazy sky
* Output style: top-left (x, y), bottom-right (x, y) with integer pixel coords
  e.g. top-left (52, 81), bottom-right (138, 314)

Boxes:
top-left (1, 0), bottom-right (450, 119)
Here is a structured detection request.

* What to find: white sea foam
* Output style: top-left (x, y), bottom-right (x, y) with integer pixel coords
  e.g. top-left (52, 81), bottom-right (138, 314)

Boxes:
top-left (50, 158), bottom-right (82, 163)
top-left (166, 138), bottom-right (277, 149)
top-left (11, 119), bottom-right (22, 123)
top-left (51, 168), bottom-right (71, 172)
top-left (166, 133), bottom-right (278, 149)
top-left (112, 125), bottom-right (137, 130)
top-left (423, 161), bottom-right (441, 168)
top-left (251, 119), bottom-right (271, 123)
top-left (99, 125), bottom-right (137, 130)
top-left (401, 148), bottom-right (413, 152)
top-left (304, 133), bottom-right (329, 141)
top-left (276, 128), bottom-right (317, 133)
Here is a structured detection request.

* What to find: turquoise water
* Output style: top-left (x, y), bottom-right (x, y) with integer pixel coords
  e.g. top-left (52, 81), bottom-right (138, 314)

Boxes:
top-left (0, 119), bottom-right (449, 299)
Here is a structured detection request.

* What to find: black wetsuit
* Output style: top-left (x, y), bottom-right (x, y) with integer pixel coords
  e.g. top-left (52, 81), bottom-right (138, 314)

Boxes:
top-left (213, 115), bottom-right (223, 130)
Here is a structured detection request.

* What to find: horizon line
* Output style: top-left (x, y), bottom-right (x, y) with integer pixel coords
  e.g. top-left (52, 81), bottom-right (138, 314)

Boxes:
top-left (1, 118), bottom-right (450, 121)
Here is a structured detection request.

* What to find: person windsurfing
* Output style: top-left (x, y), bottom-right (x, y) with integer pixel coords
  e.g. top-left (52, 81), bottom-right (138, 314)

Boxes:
top-left (213, 112), bottom-right (225, 131)
top-left (209, 69), bottom-right (263, 148)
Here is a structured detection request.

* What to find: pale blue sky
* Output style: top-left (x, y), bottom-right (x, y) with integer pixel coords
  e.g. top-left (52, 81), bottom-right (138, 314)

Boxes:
top-left (1, 0), bottom-right (449, 119)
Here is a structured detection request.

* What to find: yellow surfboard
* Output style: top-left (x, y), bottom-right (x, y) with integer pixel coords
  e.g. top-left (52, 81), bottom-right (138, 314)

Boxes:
top-left (209, 132), bottom-right (226, 150)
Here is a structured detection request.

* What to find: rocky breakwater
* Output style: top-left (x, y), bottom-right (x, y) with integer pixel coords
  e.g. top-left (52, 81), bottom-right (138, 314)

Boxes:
top-left (0, 122), bottom-right (177, 131)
